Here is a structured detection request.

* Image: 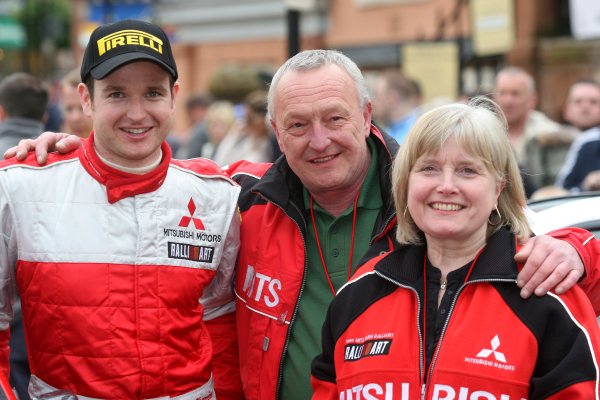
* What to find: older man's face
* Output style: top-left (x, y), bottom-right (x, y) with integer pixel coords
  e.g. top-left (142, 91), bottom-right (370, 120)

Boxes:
top-left (271, 64), bottom-right (372, 200)
top-left (494, 73), bottom-right (535, 127)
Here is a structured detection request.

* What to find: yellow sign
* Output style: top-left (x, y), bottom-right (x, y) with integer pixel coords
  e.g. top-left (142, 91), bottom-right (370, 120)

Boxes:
top-left (97, 29), bottom-right (163, 56)
top-left (402, 41), bottom-right (459, 103)
top-left (470, 0), bottom-right (515, 56)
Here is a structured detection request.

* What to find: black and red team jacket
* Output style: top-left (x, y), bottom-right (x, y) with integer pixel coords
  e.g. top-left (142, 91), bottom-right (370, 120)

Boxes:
top-left (226, 125), bottom-right (400, 400)
top-left (311, 227), bottom-right (600, 400)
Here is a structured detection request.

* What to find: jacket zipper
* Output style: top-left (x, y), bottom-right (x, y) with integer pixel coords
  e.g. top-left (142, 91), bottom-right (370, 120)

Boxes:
top-left (374, 270), bottom-right (425, 395)
top-left (424, 278), bottom-right (515, 394)
top-left (272, 198), bottom-right (308, 400)
top-left (370, 213), bottom-right (396, 246)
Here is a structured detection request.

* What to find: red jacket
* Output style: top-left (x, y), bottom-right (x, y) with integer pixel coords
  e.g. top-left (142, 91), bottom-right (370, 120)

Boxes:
top-left (312, 227), bottom-right (600, 399)
top-left (552, 227), bottom-right (600, 315)
top-left (228, 125), bottom-right (399, 400)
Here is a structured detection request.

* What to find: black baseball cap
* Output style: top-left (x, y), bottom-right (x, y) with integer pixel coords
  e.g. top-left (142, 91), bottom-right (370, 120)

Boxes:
top-left (81, 19), bottom-right (178, 82)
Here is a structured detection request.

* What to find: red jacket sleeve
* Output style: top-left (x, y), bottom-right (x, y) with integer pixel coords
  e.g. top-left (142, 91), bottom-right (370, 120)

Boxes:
top-left (0, 363), bottom-right (15, 400)
top-left (0, 365), bottom-right (15, 400)
top-left (547, 227), bottom-right (600, 315)
top-left (223, 160), bottom-right (271, 179)
top-left (532, 286), bottom-right (600, 399)
top-left (0, 329), bottom-right (8, 382)
top-left (205, 312), bottom-right (243, 400)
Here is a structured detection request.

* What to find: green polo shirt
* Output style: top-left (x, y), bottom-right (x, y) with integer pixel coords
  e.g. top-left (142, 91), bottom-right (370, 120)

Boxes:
top-left (280, 138), bottom-right (383, 399)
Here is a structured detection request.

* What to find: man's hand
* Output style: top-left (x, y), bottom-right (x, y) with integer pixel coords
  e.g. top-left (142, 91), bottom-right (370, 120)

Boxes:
top-left (515, 235), bottom-right (583, 298)
top-left (3, 132), bottom-right (81, 164)
top-left (582, 170), bottom-right (600, 191)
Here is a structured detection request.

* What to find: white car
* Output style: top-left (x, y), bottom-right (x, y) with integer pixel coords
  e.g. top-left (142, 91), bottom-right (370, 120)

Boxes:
top-left (528, 192), bottom-right (600, 324)
top-left (527, 192), bottom-right (600, 238)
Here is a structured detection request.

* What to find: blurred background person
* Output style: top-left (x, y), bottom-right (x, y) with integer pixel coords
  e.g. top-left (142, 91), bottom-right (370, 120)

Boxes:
top-left (529, 184), bottom-right (569, 201)
top-left (43, 77), bottom-right (64, 134)
top-left (371, 70), bottom-right (422, 144)
top-left (530, 79), bottom-right (600, 198)
top-left (0, 72), bottom-right (49, 155)
top-left (562, 79), bottom-right (600, 133)
top-left (581, 170), bottom-right (600, 191)
top-left (493, 66), bottom-right (568, 190)
top-left (555, 123), bottom-right (600, 192)
top-left (212, 89), bottom-right (277, 166)
top-left (176, 92), bottom-right (215, 159)
top-left (0, 71), bottom-right (47, 399)
top-left (59, 68), bottom-right (92, 138)
top-left (198, 100), bottom-right (237, 159)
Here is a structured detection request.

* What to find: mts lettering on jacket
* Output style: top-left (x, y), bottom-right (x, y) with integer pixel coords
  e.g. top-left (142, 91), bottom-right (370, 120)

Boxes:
top-left (241, 265), bottom-right (281, 307)
top-left (340, 383), bottom-right (526, 400)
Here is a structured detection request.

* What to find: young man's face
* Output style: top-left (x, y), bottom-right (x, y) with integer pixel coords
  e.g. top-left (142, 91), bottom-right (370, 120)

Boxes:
top-left (79, 61), bottom-right (179, 168)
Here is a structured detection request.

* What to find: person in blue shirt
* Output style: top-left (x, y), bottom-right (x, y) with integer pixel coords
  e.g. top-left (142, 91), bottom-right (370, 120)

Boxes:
top-left (371, 69), bottom-right (422, 144)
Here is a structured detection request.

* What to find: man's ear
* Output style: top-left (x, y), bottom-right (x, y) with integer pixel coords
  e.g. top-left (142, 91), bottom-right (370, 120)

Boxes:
top-left (271, 118), bottom-right (284, 153)
top-left (363, 101), bottom-right (373, 138)
top-left (171, 81), bottom-right (180, 108)
top-left (529, 92), bottom-right (539, 111)
top-left (0, 105), bottom-right (6, 122)
top-left (78, 83), bottom-right (93, 116)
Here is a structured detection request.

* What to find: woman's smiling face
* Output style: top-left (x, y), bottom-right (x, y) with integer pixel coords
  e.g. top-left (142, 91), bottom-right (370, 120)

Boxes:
top-left (407, 136), bottom-right (503, 245)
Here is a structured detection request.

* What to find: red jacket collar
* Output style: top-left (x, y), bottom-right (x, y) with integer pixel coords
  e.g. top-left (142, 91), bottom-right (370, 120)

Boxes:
top-left (79, 131), bottom-right (172, 203)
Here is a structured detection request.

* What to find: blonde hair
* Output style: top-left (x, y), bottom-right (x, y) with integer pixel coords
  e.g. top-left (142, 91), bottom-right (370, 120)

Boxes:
top-left (205, 101), bottom-right (236, 142)
top-left (392, 96), bottom-right (530, 245)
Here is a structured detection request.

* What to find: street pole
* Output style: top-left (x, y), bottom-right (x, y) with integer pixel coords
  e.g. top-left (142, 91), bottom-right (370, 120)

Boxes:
top-left (287, 8), bottom-right (300, 58)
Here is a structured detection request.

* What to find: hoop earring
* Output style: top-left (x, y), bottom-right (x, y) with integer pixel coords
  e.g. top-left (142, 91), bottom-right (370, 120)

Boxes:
top-left (488, 206), bottom-right (502, 226)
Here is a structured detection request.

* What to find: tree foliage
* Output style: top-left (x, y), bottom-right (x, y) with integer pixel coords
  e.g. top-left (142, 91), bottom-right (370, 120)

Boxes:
top-left (19, 0), bottom-right (71, 50)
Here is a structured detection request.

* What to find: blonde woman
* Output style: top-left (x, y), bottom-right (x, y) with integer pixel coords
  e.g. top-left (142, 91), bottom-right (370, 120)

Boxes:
top-left (312, 97), bottom-right (600, 399)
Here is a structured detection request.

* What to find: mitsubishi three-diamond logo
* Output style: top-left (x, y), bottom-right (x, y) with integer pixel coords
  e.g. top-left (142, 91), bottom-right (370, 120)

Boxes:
top-left (476, 335), bottom-right (506, 363)
top-left (464, 334), bottom-right (515, 371)
top-left (179, 198), bottom-right (205, 230)
top-left (167, 198), bottom-right (215, 263)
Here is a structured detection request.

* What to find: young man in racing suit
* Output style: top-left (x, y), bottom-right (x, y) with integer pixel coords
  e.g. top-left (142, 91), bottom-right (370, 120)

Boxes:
top-left (0, 19), bottom-right (242, 399)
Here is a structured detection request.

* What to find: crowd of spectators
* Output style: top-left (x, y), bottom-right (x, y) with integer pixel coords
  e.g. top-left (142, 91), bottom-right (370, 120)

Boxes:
top-left (2, 63), bottom-right (599, 199)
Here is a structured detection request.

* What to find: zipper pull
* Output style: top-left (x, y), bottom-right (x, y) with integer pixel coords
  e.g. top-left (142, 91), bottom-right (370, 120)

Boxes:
top-left (440, 279), bottom-right (447, 290)
top-left (421, 383), bottom-right (426, 400)
top-left (277, 311), bottom-right (288, 325)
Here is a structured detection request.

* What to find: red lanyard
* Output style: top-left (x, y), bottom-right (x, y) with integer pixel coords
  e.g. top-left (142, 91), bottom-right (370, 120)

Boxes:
top-left (309, 194), bottom-right (360, 296)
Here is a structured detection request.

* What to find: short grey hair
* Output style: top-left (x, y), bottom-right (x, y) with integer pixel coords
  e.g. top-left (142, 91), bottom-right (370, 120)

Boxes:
top-left (495, 66), bottom-right (536, 93)
top-left (267, 49), bottom-right (370, 117)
